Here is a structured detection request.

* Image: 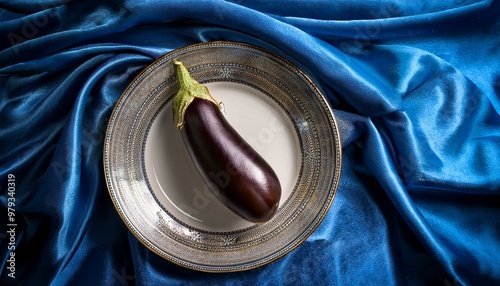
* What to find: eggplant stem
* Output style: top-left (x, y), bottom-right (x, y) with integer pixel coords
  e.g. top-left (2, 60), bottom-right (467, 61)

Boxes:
top-left (172, 60), bottom-right (221, 129)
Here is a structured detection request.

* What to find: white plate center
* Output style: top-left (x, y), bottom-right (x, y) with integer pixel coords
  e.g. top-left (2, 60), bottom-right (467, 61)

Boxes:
top-left (144, 82), bottom-right (301, 232)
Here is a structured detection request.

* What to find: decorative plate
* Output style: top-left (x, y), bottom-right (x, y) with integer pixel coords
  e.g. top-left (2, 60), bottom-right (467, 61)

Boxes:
top-left (104, 41), bottom-right (342, 272)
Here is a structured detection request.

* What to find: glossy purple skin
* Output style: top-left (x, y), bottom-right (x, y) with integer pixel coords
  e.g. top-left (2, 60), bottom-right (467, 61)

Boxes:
top-left (181, 98), bottom-right (282, 223)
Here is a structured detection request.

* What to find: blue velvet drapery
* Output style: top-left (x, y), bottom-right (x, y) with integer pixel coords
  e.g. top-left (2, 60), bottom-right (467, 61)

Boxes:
top-left (1, 1), bottom-right (499, 285)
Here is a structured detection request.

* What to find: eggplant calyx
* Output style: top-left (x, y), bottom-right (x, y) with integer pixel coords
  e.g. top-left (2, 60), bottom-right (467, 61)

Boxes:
top-left (172, 60), bottom-right (221, 129)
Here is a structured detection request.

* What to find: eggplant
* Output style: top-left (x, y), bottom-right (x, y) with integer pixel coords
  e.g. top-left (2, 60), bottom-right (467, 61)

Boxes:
top-left (172, 60), bottom-right (281, 223)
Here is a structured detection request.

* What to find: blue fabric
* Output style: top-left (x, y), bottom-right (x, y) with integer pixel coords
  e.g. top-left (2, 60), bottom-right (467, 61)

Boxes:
top-left (1, 0), bottom-right (499, 285)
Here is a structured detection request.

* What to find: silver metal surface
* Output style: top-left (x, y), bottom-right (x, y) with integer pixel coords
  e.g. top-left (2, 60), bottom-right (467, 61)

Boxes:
top-left (104, 41), bottom-right (342, 272)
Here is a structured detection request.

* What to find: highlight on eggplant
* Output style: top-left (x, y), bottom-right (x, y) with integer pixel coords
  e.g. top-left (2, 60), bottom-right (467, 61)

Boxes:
top-left (172, 60), bottom-right (282, 223)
